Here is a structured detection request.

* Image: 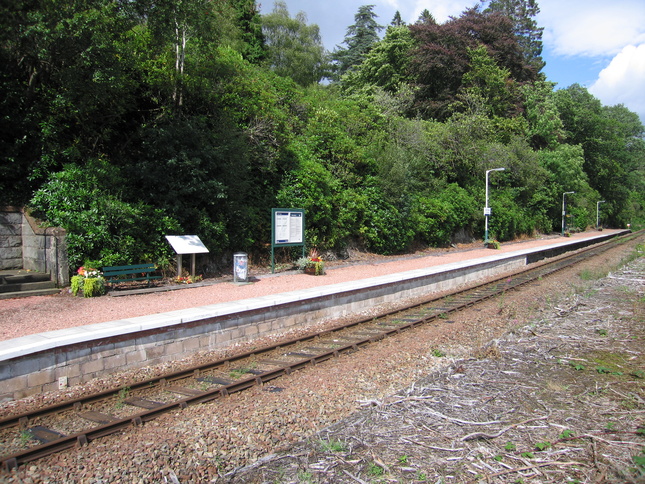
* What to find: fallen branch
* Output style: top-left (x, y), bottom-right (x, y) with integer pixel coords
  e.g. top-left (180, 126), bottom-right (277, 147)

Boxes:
top-left (223, 453), bottom-right (302, 478)
top-left (401, 437), bottom-right (465, 452)
top-left (426, 409), bottom-right (504, 426)
top-left (461, 415), bottom-right (548, 441)
top-left (482, 460), bottom-right (582, 479)
top-left (358, 395), bottom-right (438, 407)
top-left (578, 433), bottom-right (645, 447)
top-left (343, 469), bottom-right (368, 484)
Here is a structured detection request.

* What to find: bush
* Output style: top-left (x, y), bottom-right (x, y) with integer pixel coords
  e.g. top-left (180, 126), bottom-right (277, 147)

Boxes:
top-left (361, 201), bottom-right (413, 254)
top-left (70, 274), bottom-right (105, 297)
top-left (412, 184), bottom-right (478, 246)
top-left (30, 159), bottom-right (180, 270)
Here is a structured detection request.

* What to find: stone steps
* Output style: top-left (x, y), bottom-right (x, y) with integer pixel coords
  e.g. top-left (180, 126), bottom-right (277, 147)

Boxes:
top-left (0, 270), bottom-right (60, 299)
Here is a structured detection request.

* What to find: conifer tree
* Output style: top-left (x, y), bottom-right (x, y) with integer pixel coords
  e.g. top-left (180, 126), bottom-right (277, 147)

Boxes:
top-left (231, 0), bottom-right (267, 63)
top-left (391, 11), bottom-right (404, 27)
top-left (332, 5), bottom-right (384, 79)
top-left (415, 9), bottom-right (437, 25)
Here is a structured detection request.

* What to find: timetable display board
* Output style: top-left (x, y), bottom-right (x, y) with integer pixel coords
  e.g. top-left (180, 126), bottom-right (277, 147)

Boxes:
top-left (273, 210), bottom-right (304, 245)
top-left (271, 208), bottom-right (305, 272)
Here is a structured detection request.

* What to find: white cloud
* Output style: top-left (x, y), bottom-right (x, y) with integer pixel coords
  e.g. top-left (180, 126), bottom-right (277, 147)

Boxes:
top-left (589, 44), bottom-right (645, 121)
top-left (539, 0), bottom-right (645, 57)
top-left (378, 0), bottom-right (401, 10)
top-left (406, 0), bottom-right (471, 25)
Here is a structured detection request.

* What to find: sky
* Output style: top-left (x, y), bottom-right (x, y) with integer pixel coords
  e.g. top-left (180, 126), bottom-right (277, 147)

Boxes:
top-left (259, 0), bottom-right (645, 125)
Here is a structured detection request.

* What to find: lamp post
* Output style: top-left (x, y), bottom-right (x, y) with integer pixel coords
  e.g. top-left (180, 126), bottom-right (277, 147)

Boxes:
top-left (484, 167), bottom-right (505, 245)
top-left (596, 200), bottom-right (606, 229)
top-left (561, 191), bottom-right (575, 236)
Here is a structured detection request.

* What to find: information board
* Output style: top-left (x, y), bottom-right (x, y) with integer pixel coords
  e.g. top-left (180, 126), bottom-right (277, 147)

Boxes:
top-left (271, 208), bottom-right (305, 273)
top-left (274, 210), bottom-right (304, 245)
top-left (165, 235), bottom-right (209, 279)
top-left (165, 235), bottom-right (209, 254)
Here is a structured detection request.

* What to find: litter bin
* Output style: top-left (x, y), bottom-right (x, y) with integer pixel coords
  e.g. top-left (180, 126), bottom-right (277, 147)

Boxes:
top-left (233, 252), bottom-right (248, 283)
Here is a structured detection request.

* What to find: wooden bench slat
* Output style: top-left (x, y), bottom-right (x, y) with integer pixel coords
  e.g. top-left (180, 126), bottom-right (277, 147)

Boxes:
top-left (102, 263), bottom-right (160, 286)
top-left (103, 268), bottom-right (154, 277)
top-left (105, 275), bottom-right (161, 282)
top-left (103, 264), bottom-right (156, 271)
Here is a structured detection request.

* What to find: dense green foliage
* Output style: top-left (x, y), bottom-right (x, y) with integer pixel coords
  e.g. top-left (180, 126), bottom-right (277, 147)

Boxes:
top-left (1, 0), bottom-right (643, 274)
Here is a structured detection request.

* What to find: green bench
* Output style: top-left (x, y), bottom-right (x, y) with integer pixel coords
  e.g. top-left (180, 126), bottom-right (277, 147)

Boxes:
top-left (102, 263), bottom-right (161, 286)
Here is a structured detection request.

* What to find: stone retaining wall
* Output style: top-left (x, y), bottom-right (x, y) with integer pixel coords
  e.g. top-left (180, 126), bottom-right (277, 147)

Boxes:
top-left (0, 207), bottom-right (22, 270)
top-left (0, 207), bottom-right (69, 286)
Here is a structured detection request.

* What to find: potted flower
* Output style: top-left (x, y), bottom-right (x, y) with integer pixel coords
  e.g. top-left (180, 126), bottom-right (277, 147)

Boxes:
top-left (71, 266), bottom-right (106, 297)
top-left (175, 274), bottom-right (203, 284)
top-left (297, 248), bottom-right (325, 275)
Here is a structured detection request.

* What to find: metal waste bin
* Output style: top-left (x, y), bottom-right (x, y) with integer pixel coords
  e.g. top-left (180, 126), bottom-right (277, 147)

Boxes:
top-left (233, 252), bottom-right (248, 283)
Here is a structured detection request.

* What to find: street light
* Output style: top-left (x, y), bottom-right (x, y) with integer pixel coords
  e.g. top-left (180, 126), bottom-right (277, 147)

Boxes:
top-left (596, 200), bottom-right (606, 230)
top-left (561, 191), bottom-right (575, 236)
top-left (484, 167), bottom-right (505, 244)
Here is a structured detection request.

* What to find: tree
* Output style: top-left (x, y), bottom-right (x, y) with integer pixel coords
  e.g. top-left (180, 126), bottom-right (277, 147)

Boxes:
top-left (262, 1), bottom-right (329, 85)
top-left (409, 7), bottom-right (537, 120)
top-left (332, 5), bottom-right (384, 79)
top-left (459, 45), bottom-right (521, 118)
top-left (230, 0), bottom-right (267, 63)
top-left (391, 11), bottom-right (404, 27)
top-left (482, 0), bottom-right (544, 72)
top-left (0, 0), bottom-right (141, 202)
top-left (521, 79), bottom-right (564, 149)
top-left (415, 9), bottom-right (436, 25)
top-left (554, 84), bottom-right (645, 226)
top-left (341, 25), bottom-right (415, 94)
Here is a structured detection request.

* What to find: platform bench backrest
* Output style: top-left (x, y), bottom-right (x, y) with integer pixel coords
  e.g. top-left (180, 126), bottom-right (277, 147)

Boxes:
top-left (102, 263), bottom-right (161, 284)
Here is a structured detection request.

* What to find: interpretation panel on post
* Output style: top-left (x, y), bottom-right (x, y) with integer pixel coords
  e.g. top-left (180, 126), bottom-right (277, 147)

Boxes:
top-left (165, 235), bottom-right (210, 255)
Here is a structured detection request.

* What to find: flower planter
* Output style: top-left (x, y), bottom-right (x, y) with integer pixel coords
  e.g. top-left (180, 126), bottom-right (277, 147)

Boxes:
top-left (298, 249), bottom-right (325, 275)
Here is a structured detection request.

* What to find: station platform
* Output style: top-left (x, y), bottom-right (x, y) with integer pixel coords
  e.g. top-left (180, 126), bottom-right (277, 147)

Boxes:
top-left (0, 230), bottom-right (629, 401)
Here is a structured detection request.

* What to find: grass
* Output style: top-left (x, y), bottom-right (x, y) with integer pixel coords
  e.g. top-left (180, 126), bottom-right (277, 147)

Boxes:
top-left (318, 438), bottom-right (346, 453)
top-left (115, 386), bottom-right (130, 409)
top-left (297, 470), bottom-right (313, 483)
top-left (229, 363), bottom-right (257, 378)
top-left (19, 430), bottom-right (33, 447)
top-left (229, 368), bottom-right (251, 378)
top-left (578, 268), bottom-right (608, 280)
top-left (367, 462), bottom-right (384, 476)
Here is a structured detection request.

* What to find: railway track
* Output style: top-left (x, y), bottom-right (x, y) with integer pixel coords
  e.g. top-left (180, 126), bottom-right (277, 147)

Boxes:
top-left (0, 232), bottom-right (640, 471)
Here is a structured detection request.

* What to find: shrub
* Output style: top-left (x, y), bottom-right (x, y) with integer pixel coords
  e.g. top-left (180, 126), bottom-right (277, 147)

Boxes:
top-left (30, 159), bottom-right (180, 270)
top-left (412, 184), bottom-right (478, 246)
